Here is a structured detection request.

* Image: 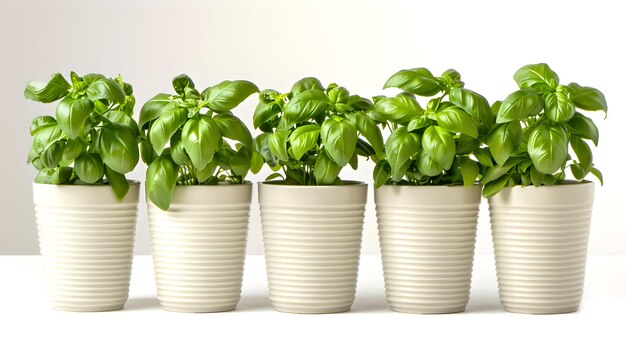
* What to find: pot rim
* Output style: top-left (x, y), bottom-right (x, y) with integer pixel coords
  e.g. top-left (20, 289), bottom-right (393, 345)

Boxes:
top-left (172, 180), bottom-right (252, 187)
top-left (259, 180), bottom-right (367, 187)
top-left (502, 179), bottom-right (594, 189)
top-left (377, 182), bottom-right (481, 188)
top-left (33, 179), bottom-right (141, 186)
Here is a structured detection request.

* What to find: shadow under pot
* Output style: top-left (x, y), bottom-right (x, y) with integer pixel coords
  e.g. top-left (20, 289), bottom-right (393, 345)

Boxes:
top-left (488, 181), bottom-right (594, 314)
top-left (375, 184), bottom-right (482, 314)
top-left (33, 182), bottom-right (140, 312)
top-left (147, 183), bottom-right (252, 313)
top-left (258, 181), bottom-right (367, 314)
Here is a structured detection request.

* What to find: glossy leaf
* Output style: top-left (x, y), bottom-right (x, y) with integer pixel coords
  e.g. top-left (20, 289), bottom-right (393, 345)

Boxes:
top-left (373, 160), bottom-right (391, 188)
top-left (24, 73), bottom-right (70, 103)
top-left (30, 116), bottom-right (57, 136)
top-left (182, 114), bottom-right (221, 170)
top-left (459, 156), bottom-right (479, 187)
top-left (383, 68), bottom-right (441, 96)
top-left (172, 74), bottom-right (195, 95)
top-left (344, 112), bottom-right (384, 155)
top-left (570, 135), bottom-right (592, 170)
top-left (434, 105), bottom-right (478, 138)
top-left (268, 129), bottom-right (290, 162)
top-left (527, 124), bottom-right (568, 174)
top-left (86, 78), bottom-right (126, 104)
top-left (291, 77), bottom-right (324, 96)
top-left (104, 165), bottom-right (129, 201)
top-left (75, 153), bottom-right (104, 183)
top-left (487, 121), bottom-right (522, 165)
top-left (149, 107), bottom-right (188, 155)
top-left (385, 127), bottom-right (420, 177)
top-left (229, 146), bottom-right (253, 176)
top-left (55, 97), bottom-right (94, 139)
top-left (568, 83), bottom-right (608, 113)
top-left (99, 123), bottom-right (140, 174)
top-left (283, 89), bottom-right (330, 127)
top-left (314, 148), bottom-right (341, 185)
top-left (482, 174), bottom-right (511, 198)
top-left (202, 80), bottom-right (259, 111)
top-left (374, 95), bottom-right (423, 124)
top-left (320, 118), bottom-right (357, 166)
top-left (289, 124), bottom-right (320, 160)
top-left (416, 150), bottom-right (444, 177)
top-left (170, 130), bottom-right (191, 166)
top-left (544, 91), bottom-right (575, 122)
top-left (449, 87), bottom-right (494, 133)
top-left (496, 89), bottom-right (543, 123)
top-left (566, 113), bottom-right (599, 146)
top-left (42, 141), bottom-right (65, 169)
top-left (139, 94), bottom-right (173, 129)
top-left (513, 63), bottom-right (559, 89)
top-left (146, 154), bottom-right (180, 211)
top-left (253, 101), bottom-right (281, 130)
top-left (213, 113), bottom-right (253, 148)
top-left (422, 126), bottom-right (455, 169)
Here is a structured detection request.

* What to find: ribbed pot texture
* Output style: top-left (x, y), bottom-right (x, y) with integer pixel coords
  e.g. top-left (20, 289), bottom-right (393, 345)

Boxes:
top-left (488, 182), bottom-right (594, 314)
top-left (33, 182), bottom-right (140, 312)
top-left (147, 184), bottom-right (252, 312)
top-left (375, 184), bottom-right (481, 313)
top-left (258, 182), bottom-right (367, 314)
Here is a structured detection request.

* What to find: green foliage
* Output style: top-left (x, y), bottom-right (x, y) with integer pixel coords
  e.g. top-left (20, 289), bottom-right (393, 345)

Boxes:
top-left (25, 72), bottom-right (139, 200)
top-left (252, 78), bottom-right (378, 185)
top-left (481, 63), bottom-right (606, 197)
top-left (140, 74), bottom-right (259, 210)
top-left (372, 67), bottom-right (489, 187)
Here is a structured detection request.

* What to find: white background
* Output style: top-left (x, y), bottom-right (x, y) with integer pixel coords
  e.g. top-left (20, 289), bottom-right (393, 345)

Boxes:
top-left (1, 0), bottom-right (624, 255)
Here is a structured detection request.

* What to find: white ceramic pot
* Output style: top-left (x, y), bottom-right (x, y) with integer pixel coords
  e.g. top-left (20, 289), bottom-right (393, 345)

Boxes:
top-left (147, 184), bottom-right (252, 312)
top-left (258, 182), bottom-right (367, 314)
top-left (33, 182), bottom-right (140, 312)
top-left (488, 182), bottom-right (594, 314)
top-left (375, 184), bottom-right (482, 313)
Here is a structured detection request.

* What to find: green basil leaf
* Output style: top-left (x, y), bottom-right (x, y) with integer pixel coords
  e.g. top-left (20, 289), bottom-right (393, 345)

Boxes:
top-left (373, 160), bottom-right (391, 188)
top-left (459, 156), bottom-right (479, 187)
top-left (566, 112), bottom-right (599, 146)
top-left (253, 101), bottom-right (281, 130)
top-left (31, 123), bottom-right (63, 156)
top-left (347, 95), bottom-right (374, 111)
top-left (474, 148), bottom-right (494, 167)
top-left (230, 145), bottom-right (253, 176)
top-left (374, 95), bottom-right (423, 124)
top-left (83, 73), bottom-right (105, 85)
top-left (86, 78), bottom-right (126, 105)
top-left (181, 114), bottom-right (221, 170)
top-left (283, 89), bottom-right (331, 127)
top-left (385, 126), bottom-right (420, 176)
top-left (35, 167), bottom-right (73, 184)
top-left (482, 157), bottom-right (522, 183)
top-left (55, 97), bottom-right (94, 139)
top-left (570, 135), bottom-right (592, 170)
top-left (482, 174), bottom-right (511, 198)
top-left (449, 87), bottom-right (494, 133)
top-left (416, 150), bottom-right (443, 177)
top-left (328, 86), bottom-right (350, 106)
top-left (75, 153), bottom-right (104, 183)
top-left (590, 166), bottom-right (603, 185)
top-left (103, 110), bottom-right (139, 136)
top-left (320, 118), bottom-right (357, 166)
top-left (314, 148), bottom-right (341, 185)
top-left (172, 74), bottom-right (195, 95)
top-left (383, 68), bottom-right (441, 96)
top-left (513, 63), bottom-right (559, 89)
top-left (435, 105), bottom-right (478, 138)
top-left (529, 166), bottom-right (544, 186)
top-left (344, 112), bottom-right (384, 155)
top-left (527, 123), bottom-right (568, 174)
top-left (422, 126), bottom-right (455, 170)
top-left (24, 73), bottom-right (70, 103)
top-left (487, 121), bottom-right (522, 165)
top-left (149, 107), bottom-right (188, 155)
top-left (202, 80), bottom-right (259, 111)
top-left (42, 141), bottom-right (65, 169)
top-left (267, 129), bottom-right (290, 162)
top-left (170, 130), bottom-right (190, 166)
top-left (194, 162), bottom-right (217, 183)
top-left (544, 91), bottom-right (575, 123)
top-left (288, 124), bottom-right (320, 160)
top-left (30, 116), bottom-right (57, 136)
top-left (250, 152), bottom-right (264, 174)
top-left (213, 113), bottom-right (253, 148)
top-left (99, 123), bottom-right (139, 174)
top-left (146, 154), bottom-right (180, 211)
top-left (568, 83), bottom-right (608, 113)
top-left (139, 94), bottom-right (173, 129)
top-left (291, 77), bottom-right (324, 96)
top-left (254, 133), bottom-right (279, 167)
top-left (455, 135), bottom-right (480, 155)
top-left (63, 137), bottom-right (86, 161)
top-left (496, 89), bottom-right (543, 123)
top-left (104, 165), bottom-right (129, 200)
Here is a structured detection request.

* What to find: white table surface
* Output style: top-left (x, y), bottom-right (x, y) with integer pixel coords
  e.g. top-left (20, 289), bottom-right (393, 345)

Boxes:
top-left (0, 255), bottom-right (624, 350)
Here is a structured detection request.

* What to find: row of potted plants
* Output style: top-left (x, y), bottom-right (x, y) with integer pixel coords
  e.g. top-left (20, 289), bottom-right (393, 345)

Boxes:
top-left (26, 64), bottom-right (606, 314)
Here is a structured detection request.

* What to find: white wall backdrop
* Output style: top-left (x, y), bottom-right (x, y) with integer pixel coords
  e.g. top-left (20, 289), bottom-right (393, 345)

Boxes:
top-left (1, 0), bottom-right (624, 255)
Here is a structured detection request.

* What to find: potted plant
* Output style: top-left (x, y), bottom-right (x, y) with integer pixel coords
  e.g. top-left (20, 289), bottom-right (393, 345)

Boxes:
top-left (482, 63), bottom-right (606, 314)
top-left (371, 68), bottom-right (489, 313)
top-left (140, 74), bottom-right (260, 312)
top-left (254, 77), bottom-right (379, 313)
top-left (26, 72), bottom-right (140, 311)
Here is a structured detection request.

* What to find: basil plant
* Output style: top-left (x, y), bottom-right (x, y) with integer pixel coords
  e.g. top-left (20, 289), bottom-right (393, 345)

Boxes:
top-left (252, 77), bottom-right (383, 185)
top-left (481, 63), bottom-right (606, 197)
top-left (371, 68), bottom-right (493, 188)
top-left (25, 72), bottom-right (139, 200)
top-left (140, 75), bottom-right (260, 210)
